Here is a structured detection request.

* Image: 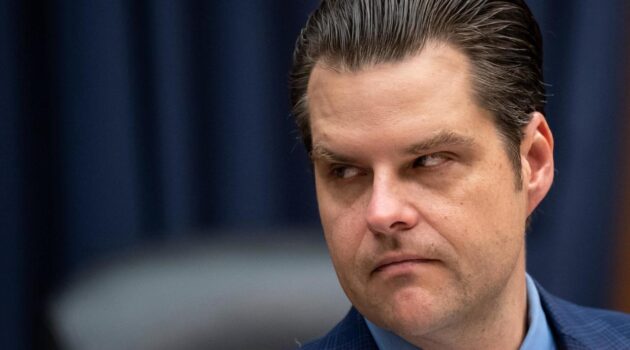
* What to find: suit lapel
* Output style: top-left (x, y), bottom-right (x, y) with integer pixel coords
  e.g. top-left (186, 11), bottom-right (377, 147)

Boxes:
top-left (535, 281), bottom-right (630, 349)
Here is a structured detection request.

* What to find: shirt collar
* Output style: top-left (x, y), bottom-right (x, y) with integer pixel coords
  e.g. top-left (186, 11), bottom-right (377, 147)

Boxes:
top-left (364, 274), bottom-right (556, 350)
top-left (520, 274), bottom-right (556, 350)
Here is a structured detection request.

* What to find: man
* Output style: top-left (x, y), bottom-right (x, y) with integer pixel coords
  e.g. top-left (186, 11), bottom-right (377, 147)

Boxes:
top-left (289, 0), bottom-right (630, 349)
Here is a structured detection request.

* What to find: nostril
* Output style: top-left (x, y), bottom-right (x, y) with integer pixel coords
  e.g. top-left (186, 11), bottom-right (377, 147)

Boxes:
top-left (390, 220), bottom-right (410, 230)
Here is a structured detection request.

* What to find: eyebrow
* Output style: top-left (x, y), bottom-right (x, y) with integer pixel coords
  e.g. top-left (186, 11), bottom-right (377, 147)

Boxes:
top-left (405, 131), bottom-right (475, 154)
top-left (310, 130), bottom-right (475, 163)
top-left (310, 145), bottom-right (353, 163)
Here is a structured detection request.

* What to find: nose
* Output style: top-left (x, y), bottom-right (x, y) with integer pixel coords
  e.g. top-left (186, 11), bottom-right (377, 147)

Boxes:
top-left (365, 174), bottom-right (420, 235)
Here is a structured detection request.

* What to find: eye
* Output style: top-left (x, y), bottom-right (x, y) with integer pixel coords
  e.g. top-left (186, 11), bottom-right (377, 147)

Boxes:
top-left (413, 153), bottom-right (449, 168)
top-left (330, 165), bottom-right (363, 179)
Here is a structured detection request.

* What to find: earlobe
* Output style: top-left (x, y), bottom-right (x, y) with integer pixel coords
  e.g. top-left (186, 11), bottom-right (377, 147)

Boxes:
top-left (521, 112), bottom-right (554, 215)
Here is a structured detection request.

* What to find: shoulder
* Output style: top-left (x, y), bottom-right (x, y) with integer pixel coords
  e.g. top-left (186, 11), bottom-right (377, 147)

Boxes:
top-left (299, 308), bottom-right (378, 350)
top-left (537, 283), bottom-right (630, 349)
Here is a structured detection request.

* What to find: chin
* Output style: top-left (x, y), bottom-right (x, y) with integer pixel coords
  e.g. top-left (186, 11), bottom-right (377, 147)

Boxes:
top-left (362, 285), bottom-right (447, 336)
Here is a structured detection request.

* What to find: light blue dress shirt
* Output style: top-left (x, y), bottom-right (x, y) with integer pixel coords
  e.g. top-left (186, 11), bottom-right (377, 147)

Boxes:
top-left (365, 274), bottom-right (556, 350)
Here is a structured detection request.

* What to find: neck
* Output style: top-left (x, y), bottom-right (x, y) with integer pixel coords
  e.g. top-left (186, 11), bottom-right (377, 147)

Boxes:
top-left (409, 254), bottom-right (528, 350)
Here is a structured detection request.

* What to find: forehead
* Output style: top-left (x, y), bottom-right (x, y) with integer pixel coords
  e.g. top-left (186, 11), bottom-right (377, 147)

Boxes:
top-left (306, 42), bottom-right (492, 150)
top-left (310, 44), bottom-right (469, 110)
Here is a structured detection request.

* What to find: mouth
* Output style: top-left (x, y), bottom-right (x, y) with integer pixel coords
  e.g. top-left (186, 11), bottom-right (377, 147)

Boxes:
top-left (371, 255), bottom-right (438, 276)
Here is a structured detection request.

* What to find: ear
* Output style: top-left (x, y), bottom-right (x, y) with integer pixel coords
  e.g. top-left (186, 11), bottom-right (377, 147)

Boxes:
top-left (520, 112), bottom-right (554, 215)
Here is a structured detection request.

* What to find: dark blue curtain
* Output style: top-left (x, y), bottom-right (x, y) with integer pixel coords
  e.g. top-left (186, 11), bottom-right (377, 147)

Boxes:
top-left (1, 0), bottom-right (627, 349)
top-left (526, 0), bottom-right (628, 308)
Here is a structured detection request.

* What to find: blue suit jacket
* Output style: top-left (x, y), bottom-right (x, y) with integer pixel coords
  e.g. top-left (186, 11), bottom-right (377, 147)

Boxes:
top-left (301, 284), bottom-right (630, 349)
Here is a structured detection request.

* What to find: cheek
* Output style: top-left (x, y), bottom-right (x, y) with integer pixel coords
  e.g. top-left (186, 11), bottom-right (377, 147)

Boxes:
top-left (317, 192), bottom-right (377, 298)
top-left (476, 192), bottom-right (526, 260)
top-left (425, 168), bottom-right (526, 260)
top-left (319, 196), bottom-right (366, 264)
top-left (324, 218), bottom-right (363, 260)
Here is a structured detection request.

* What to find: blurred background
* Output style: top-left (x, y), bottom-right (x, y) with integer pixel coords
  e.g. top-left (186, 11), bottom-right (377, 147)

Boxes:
top-left (1, 0), bottom-right (629, 349)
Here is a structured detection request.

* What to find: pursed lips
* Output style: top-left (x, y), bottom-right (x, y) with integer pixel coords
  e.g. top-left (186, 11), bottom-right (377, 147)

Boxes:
top-left (371, 254), bottom-right (437, 276)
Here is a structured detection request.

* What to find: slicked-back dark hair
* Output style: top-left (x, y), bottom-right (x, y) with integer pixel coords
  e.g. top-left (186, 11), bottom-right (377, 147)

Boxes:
top-left (289, 0), bottom-right (545, 183)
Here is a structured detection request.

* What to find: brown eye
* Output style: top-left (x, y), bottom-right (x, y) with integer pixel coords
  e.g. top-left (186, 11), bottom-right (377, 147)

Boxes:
top-left (331, 166), bottom-right (362, 179)
top-left (413, 154), bottom-right (448, 168)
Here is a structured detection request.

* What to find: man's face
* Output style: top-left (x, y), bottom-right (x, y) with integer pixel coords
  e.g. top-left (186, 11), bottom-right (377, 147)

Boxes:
top-left (307, 43), bottom-right (538, 339)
